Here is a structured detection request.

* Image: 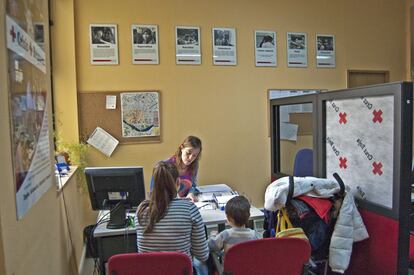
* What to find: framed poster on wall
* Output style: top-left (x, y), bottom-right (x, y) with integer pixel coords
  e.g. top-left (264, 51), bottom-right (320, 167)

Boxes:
top-left (255, 30), bottom-right (277, 67)
top-left (175, 26), bottom-right (201, 64)
top-left (212, 27), bottom-right (237, 65)
top-left (316, 34), bottom-right (335, 68)
top-left (89, 24), bottom-right (118, 65)
top-left (287, 32), bottom-right (307, 67)
top-left (131, 24), bottom-right (159, 64)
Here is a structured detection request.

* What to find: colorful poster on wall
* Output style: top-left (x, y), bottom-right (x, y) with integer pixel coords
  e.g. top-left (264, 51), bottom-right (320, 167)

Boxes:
top-left (132, 24), bottom-right (159, 64)
top-left (254, 30), bottom-right (277, 67)
top-left (287, 32), bottom-right (307, 67)
top-left (325, 96), bottom-right (394, 208)
top-left (175, 26), bottom-right (201, 65)
top-left (212, 27), bottom-right (237, 65)
top-left (89, 24), bottom-right (119, 65)
top-left (316, 34), bottom-right (335, 68)
top-left (121, 92), bottom-right (160, 137)
top-left (6, 5), bottom-right (54, 220)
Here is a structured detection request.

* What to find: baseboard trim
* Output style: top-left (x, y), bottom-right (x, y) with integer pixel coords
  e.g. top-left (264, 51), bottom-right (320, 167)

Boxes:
top-left (78, 244), bottom-right (87, 275)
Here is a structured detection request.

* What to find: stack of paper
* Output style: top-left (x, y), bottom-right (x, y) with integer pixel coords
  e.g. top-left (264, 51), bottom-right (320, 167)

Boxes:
top-left (197, 184), bottom-right (232, 193)
top-left (214, 193), bottom-right (239, 209)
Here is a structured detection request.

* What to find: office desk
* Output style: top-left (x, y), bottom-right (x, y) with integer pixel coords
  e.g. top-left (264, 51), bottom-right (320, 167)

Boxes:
top-left (93, 205), bottom-right (264, 274)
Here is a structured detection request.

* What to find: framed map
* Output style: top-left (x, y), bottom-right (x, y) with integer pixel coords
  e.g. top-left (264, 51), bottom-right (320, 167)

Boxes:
top-left (120, 92), bottom-right (160, 138)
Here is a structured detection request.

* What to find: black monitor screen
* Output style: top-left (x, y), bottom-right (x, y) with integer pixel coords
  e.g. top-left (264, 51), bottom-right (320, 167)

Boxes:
top-left (85, 166), bottom-right (145, 229)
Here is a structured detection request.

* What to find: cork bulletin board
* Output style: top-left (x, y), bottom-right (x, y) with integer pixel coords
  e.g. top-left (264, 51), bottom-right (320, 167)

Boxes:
top-left (78, 91), bottom-right (161, 144)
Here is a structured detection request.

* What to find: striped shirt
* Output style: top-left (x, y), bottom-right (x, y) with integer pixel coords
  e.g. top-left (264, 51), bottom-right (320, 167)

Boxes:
top-left (208, 227), bottom-right (257, 253)
top-left (136, 198), bottom-right (209, 262)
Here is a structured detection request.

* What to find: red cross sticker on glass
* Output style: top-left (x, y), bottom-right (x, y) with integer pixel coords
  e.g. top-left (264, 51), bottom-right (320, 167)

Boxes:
top-left (372, 109), bottom-right (383, 123)
top-left (10, 26), bottom-right (16, 42)
top-left (339, 112), bottom-right (347, 124)
top-left (339, 157), bottom-right (347, 169)
top-left (372, 161), bottom-right (383, 175)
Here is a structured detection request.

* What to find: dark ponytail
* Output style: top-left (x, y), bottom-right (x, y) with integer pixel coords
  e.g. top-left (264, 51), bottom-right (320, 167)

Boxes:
top-left (137, 161), bottom-right (179, 233)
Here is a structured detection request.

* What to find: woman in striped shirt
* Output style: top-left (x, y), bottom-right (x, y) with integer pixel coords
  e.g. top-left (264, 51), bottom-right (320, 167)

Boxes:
top-left (136, 161), bottom-right (209, 274)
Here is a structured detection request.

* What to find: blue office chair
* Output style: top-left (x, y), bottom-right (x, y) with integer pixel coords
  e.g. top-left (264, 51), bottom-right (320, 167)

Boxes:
top-left (293, 148), bottom-right (313, 177)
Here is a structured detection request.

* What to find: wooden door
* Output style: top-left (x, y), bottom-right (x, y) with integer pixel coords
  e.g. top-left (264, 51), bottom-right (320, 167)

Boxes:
top-left (347, 70), bottom-right (389, 88)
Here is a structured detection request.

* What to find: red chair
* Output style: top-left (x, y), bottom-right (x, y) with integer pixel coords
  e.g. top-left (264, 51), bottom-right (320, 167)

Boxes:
top-left (212, 238), bottom-right (311, 275)
top-left (108, 252), bottom-right (193, 275)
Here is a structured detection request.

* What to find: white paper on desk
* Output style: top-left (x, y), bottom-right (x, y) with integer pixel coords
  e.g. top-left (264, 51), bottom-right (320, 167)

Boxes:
top-left (198, 191), bottom-right (235, 202)
top-left (106, 95), bottom-right (117, 109)
top-left (87, 127), bottom-right (119, 157)
top-left (194, 202), bottom-right (215, 210)
top-left (197, 184), bottom-right (232, 193)
top-left (198, 193), bottom-right (215, 202)
top-left (214, 194), bottom-right (238, 205)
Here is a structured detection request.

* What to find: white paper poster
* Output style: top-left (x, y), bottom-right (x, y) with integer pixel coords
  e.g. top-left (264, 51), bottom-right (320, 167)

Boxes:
top-left (87, 127), bottom-right (119, 157)
top-left (212, 27), bottom-right (237, 65)
top-left (255, 30), bottom-right (277, 67)
top-left (175, 26), bottom-right (201, 65)
top-left (287, 32), bottom-right (307, 67)
top-left (89, 24), bottom-right (118, 65)
top-left (325, 96), bottom-right (394, 208)
top-left (132, 24), bottom-right (159, 64)
top-left (7, 13), bottom-right (54, 219)
top-left (316, 34), bottom-right (335, 68)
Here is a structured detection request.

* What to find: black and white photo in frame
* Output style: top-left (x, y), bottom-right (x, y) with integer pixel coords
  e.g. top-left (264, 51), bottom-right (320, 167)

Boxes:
top-left (316, 34), bottom-right (335, 68)
top-left (255, 30), bottom-right (277, 67)
top-left (212, 27), bottom-right (237, 65)
top-left (89, 24), bottom-right (118, 65)
top-left (175, 26), bottom-right (201, 65)
top-left (287, 32), bottom-right (307, 67)
top-left (132, 24), bottom-right (159, 64)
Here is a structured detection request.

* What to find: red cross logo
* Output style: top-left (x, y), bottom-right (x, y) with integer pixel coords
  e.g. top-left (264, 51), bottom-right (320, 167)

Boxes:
top-left (10, 26), bottom-right (16, 42)
top-left (339, 157), bottom-right (347, 169)
top-left (339, 112), bottom-right (347, 124)
top-left (373, 109), bottom-right (383, 123)
top-left (372, 162), bottom-right (383, 175)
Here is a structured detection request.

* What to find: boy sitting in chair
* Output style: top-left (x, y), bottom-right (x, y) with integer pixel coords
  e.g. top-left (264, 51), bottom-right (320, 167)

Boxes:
top-left (208, 196), bottom-right (257, 254)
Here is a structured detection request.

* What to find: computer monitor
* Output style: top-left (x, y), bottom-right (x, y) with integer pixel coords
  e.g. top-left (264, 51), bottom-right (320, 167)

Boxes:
top-left (85, 166), bottom-right (145, 229)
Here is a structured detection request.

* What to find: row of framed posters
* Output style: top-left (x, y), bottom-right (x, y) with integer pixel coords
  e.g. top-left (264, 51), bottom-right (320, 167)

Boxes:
top-left (89, 24), bottom-right (335, 68)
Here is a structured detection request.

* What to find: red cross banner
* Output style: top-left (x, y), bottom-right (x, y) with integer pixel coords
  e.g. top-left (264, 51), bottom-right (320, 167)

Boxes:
top-left (6, 15), bottom-right (46, 73)
top-left (325, 96), bottom-right (394, 208)
top-left (6, 13), bottom-right (54, 219)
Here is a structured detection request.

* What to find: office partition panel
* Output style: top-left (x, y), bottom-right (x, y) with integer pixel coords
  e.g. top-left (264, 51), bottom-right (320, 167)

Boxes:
top-left (317, 82), bottom-right (412, 275)
top-left (269, 82), bottom-right (413, 274)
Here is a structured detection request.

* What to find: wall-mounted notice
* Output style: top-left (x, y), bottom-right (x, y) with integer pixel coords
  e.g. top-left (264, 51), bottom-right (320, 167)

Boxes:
top-left (287, 32), bottom-right (307, 67)
top-left (325, 95), bottom-right (394, 208)
top-left (89, 24), bottom-right (118, 65)
top-left (175, 26), bottom-right (201, 65)
top-left (87, 127), bottom-right (119, 157)
top-left (316, 34), bottom-right (335, 68)
top-left (6, 13), bottom-right (54, 220)
top-left (212, 27), bottom-right (237, 65)
top-left (106, 95), bottom-right (116, 109)
top-left (132, 24), bottom-right (159, 64)
top-left (255, 30), bottom-right (277, 67)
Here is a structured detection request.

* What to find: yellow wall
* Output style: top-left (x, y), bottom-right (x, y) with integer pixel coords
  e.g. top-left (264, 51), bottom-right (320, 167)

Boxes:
top-left (59, 0), bottom-right (408, 207)
top-left (0, 1), bottom-right (96, 274)
top-left (0, 0), bottom-right (409, 274)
